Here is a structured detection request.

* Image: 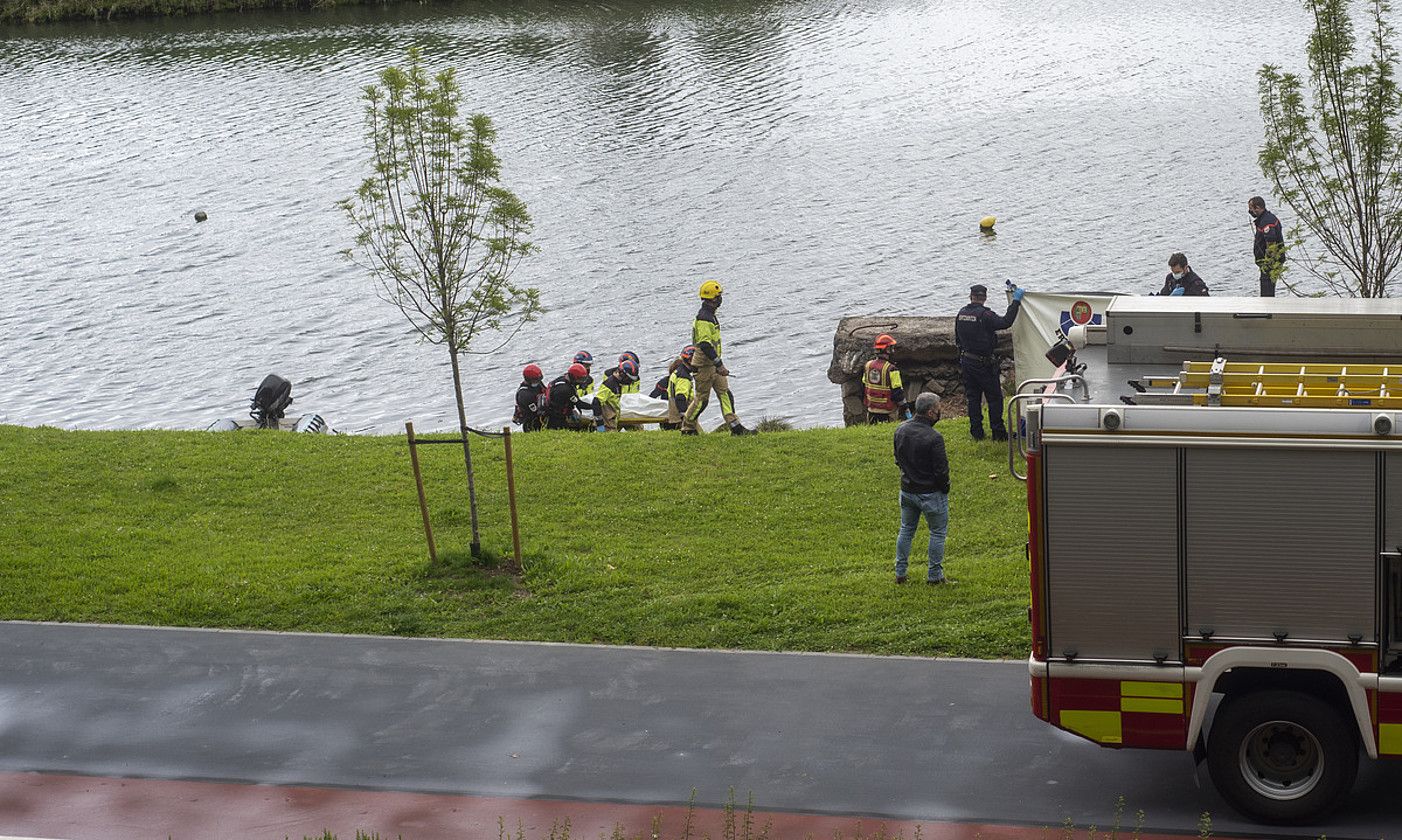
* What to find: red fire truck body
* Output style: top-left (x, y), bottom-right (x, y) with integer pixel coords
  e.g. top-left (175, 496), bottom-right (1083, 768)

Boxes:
top-left (1016, 296), bottom-right (1402, 824)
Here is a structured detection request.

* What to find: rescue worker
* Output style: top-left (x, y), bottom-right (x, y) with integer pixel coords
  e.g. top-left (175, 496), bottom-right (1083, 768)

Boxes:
top-left (1249, 196), bottom-right (1286, 297)
top-left (512, 363), bottom-right (548, 432)
top-left (649, 372), bottom-right (671, 401)
top-left (681, 280), bottom-right (755, 436)
top-left (1157, 253), bottom-right (1210, 297)
top-left (594, 359), bottom-right (640, 431)
top-left (571, 351), bottom-right (596, 400)
top-left (608, 352), bottom-right (642, 395)
top-left (545, 363), bottom-right (598, 430)
top-left (667, 345), bottom-right (701, 430)
top-left (955, 283), bottom-right (1023, 441)
top-left (862, 333), bottom-right (908, 423)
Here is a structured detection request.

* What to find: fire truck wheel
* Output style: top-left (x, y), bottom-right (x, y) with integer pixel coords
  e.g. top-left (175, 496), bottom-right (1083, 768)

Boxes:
top-left (1206, 689), bottom-right (1358, 824)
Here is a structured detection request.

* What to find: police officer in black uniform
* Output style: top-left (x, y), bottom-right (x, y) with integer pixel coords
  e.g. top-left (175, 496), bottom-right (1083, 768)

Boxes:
top-left (955, 283), bottom-right (1023, 441)
top-left (1249, 196), bottom-right (1286, 297)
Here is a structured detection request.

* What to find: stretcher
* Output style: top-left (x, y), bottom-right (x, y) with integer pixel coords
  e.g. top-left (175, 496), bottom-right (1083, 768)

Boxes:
top-left (618, 393), bottom-right (672, 425)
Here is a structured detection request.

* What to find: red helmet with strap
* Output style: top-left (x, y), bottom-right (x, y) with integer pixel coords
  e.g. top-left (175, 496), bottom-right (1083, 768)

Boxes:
top-left (874, 334), bottom-right (897, 351)
top-left (523, 363), bottom-right (543, 382)
top-left (568, 363), bottom-right (588, 381)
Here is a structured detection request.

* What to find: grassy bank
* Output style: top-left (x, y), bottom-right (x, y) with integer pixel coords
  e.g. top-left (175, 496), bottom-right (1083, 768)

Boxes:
top-left (0, 0), bottom-right (402, 25)
top-left (0, 422), bottom-right (1029, 658)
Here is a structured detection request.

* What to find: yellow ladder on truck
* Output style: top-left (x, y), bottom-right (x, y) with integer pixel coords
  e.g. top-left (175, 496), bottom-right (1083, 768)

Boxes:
top-left (1129, 358), bottom-right (1402, 408)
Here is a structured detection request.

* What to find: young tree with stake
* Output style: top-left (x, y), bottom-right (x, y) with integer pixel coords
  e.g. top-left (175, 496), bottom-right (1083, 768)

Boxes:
top-left (342, 48), bottom-right (541, 558)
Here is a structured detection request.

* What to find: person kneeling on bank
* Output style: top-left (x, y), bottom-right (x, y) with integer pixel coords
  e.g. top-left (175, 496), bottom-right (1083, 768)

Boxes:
top-left (546, 363), bottom-right (600, 430)
top-left (595, 359), bottom-right (640, 431)
top-left (513, 363), bottom-right (548, 432)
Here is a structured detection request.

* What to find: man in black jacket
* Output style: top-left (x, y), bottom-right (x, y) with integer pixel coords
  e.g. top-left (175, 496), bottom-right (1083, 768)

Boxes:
top-left (1157, 253), bottom-right (1210, 297)
top-left (892, 393), bottom-right (952, 585)
top-left (1249, 196), bottom-right (1286, 297)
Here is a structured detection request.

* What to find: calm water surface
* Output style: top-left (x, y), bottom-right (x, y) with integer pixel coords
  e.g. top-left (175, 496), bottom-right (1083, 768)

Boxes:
top-left (0, 0), bottom-right (1309, 432)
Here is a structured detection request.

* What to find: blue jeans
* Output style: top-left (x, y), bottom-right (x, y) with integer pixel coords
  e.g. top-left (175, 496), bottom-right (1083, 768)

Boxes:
top-left (896, 490), bottom-right (949, 581)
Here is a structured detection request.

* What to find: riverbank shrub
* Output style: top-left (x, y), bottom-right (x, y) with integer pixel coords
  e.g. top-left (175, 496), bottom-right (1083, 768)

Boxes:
top-left (0, 0), bottom-right (401, 26)
top-left (0, 422), bottom-right (1028, 658)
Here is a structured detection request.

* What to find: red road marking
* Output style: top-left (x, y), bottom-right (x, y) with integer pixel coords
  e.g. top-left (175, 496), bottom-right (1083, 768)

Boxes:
top-left (0, 771), bottom-right (1239, 840)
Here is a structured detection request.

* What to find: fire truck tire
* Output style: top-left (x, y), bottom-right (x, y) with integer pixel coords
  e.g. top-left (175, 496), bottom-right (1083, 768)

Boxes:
top-left (1206, 689), bottom-right (1358, 824)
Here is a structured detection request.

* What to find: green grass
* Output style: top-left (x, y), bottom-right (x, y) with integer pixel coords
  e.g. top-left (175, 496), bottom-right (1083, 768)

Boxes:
top-left (0, 0), bottom-right (404, 25)
top-left (0, 421), bottom-right (1029, 658)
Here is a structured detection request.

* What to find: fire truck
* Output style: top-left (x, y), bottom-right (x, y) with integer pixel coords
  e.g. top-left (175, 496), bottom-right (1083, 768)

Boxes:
top-left (1011, 295), bottom-right (1402, 824)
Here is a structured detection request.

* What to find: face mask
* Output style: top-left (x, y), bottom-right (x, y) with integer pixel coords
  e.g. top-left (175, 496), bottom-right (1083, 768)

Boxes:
top-left (1172, 271), bottom-right (1185, 281)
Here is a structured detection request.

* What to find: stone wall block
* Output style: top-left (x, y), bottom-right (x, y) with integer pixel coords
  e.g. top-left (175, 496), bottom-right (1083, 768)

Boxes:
top-left (830, 315), bottom-right (1015, 425)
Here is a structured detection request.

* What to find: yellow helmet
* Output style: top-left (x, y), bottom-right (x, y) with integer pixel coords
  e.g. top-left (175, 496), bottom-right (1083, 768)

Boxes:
top-left (698, 280), bottom-right (723, 300)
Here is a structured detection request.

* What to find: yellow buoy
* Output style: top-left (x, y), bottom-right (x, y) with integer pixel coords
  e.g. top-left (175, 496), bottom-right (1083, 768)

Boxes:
top-left (979, 215), bottom-right (997, 231)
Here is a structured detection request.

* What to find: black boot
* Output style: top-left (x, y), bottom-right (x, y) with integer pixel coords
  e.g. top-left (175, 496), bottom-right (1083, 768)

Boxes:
top-left (730, 422), bottom-right (756, 436)
top-left (681, 428), bottom-right (698, 436)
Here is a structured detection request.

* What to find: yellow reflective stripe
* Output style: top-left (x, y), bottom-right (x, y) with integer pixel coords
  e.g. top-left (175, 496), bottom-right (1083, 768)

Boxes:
top-left (1059, 710), bottom-right (1122, 744)
top-left (1121, 681), bottom-right (1183, 699)
top-left (1381, 723), bottom-right (1402, 756)
top-left (1121, 697), bottom-right (1184, 714)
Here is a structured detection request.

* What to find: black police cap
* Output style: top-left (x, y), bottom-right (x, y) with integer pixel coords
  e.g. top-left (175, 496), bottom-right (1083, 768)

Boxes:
top-left (970, 284), bottom-right (987, 297)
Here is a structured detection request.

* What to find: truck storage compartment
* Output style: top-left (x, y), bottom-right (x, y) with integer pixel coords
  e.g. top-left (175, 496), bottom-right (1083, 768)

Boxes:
top-left (1185, 448), bottom-right (1375, 643)
top-left (1044, 444), bottom-right (1181, 662)
top-left (1104, 297), bottom-right (1402, 366)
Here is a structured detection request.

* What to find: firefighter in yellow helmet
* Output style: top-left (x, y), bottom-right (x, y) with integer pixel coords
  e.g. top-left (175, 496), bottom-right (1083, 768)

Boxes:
top-left (682, 280), bottom-right (755, 436)
top-left (863, 334), bottom-right (909, 424)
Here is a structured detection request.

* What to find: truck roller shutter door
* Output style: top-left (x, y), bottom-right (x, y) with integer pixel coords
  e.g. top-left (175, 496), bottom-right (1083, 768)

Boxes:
top-left (1186, 449), bottom-right (1375, 643)
top-left (1045, 444), bottom-right (1181, 662)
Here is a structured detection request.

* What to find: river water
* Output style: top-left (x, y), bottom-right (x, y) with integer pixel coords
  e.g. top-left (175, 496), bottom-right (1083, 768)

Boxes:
top-left (0, 0), bottom-right (1309, 432)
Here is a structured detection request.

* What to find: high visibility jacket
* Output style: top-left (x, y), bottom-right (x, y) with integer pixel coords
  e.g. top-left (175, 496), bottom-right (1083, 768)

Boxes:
top-left (692, 304), bottom-right (722, 366)
top-left (596, 374), bottom-right (624, 414)
top-left (863, 358), bottom-right (904, 414)
top-left (575, 373), bottom-right (595, 401)
top-left (668, 364), bottom-right (696, 411)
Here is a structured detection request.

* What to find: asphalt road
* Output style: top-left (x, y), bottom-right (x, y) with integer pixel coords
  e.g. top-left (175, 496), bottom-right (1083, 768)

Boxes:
top-left (0, 622), bottom-right (1398, 838)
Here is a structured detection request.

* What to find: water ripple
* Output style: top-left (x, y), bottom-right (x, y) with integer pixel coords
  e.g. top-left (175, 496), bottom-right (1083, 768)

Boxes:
top-left (0, 0), bottom-right (1316, 432)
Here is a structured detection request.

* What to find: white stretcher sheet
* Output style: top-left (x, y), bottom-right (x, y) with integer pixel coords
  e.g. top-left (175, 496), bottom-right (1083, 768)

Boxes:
top-left (620, 392), bottom-right (670, 421)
